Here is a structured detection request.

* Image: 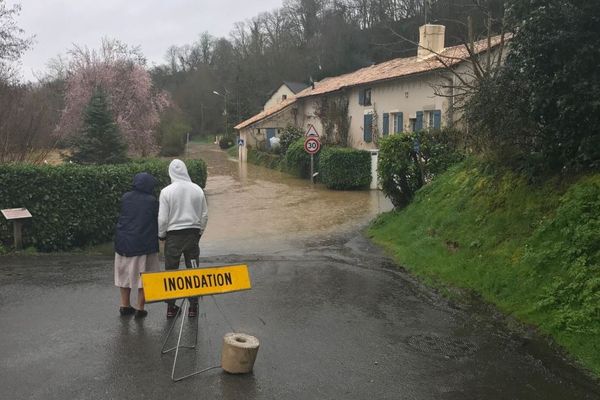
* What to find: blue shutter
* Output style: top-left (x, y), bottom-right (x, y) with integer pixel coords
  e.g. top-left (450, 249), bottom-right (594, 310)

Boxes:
top-left (433, 110), bottom-right (442, 129)
top-left (415, 111), bottom-right (424, 131)
top-left (358, 90), bottom-right (364, 106)
top-left (363, 114), bottom-right (373, 142)
top-left (382, 113), bottom-right (389, 136)
top-left (395, 112), bottom-right (403, 133)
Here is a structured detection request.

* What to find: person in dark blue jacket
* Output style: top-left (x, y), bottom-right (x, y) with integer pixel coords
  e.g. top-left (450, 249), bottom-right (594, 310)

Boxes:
top-left (114, 172), bottom-right (160, 318)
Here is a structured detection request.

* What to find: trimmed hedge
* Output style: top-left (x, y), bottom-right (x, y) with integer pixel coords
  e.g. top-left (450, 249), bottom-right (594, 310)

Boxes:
top-left (0, 159), bottom-right (207, 251)
top-left (281, 137), bottom-right (314, 178)
top-left (319, 147), bottom-right (371, 190)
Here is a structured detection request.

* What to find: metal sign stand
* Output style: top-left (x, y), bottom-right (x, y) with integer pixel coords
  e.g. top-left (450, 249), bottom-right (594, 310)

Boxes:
top-left (160, 297), bottom-right (220, 382)
top-left (160, 259), bottom-right (221, 382)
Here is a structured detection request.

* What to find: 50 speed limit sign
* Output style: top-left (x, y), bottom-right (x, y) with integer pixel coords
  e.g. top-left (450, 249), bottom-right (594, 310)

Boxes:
top-left (304, 137), bottom-right (321, 154)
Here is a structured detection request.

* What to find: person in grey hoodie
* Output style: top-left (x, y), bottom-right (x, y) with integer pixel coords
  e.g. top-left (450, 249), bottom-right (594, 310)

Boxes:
top-left (158, 159), bottom-right (208, 318)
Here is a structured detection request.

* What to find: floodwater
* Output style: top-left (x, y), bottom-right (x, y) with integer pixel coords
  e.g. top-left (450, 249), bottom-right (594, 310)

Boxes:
top-left (191, 144), bottom-right (393, 256)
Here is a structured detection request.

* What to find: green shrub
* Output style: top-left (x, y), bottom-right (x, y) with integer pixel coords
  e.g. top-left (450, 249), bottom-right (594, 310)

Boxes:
top-left (278, 125), bottom-right (303, 155)
top-left (282, 137), bottom-right (314, 178)
top-left (247, 149), bottom-right (282, 169)
top-left (219, 135), bottom-right (235, 149)
top-left (0, 159), bottom-right (207, 251)
top-left (378, 130), bottom-right (463, 208)
top-left (320, 147), bottom-right (371, 190)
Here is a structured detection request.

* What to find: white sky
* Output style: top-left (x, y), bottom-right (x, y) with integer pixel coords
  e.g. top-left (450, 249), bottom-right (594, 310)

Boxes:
top-left (9, 0), bottom-right (283, 81)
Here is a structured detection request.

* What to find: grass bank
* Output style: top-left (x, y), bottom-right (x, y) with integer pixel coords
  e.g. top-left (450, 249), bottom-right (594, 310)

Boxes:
top-left (369, 160), bottom-right (600, 375)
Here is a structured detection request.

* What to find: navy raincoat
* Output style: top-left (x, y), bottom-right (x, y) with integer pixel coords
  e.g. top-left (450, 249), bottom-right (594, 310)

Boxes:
top-left (114, 173), bottom-right (160, 257)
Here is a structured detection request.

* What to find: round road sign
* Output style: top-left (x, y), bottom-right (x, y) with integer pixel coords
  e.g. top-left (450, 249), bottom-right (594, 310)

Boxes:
top-left (304, 137), bottom-right (321, 154)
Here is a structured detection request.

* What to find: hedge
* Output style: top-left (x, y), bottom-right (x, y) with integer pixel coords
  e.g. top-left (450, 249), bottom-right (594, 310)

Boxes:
top-left (281, 137), bottom-right (314, 178)
top-left (0, 159), bottom-right (207, 251)
top-left (319, 147), bottom-right (371, 190)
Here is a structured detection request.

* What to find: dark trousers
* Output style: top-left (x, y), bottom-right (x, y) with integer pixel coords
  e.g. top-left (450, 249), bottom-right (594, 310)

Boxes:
top-left (164, 228), bottom-right (201, 306)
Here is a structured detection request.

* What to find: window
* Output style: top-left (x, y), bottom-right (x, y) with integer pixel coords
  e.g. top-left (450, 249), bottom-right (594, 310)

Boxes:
top-left (358, 88), bottom-right (372, 106)
top-left (425, 110), bottom-right (442, 129)
top-left (281, 94), bottom-right (287, 101)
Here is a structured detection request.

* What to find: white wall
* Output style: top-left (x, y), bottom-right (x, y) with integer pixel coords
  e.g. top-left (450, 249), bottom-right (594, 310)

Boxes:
top-left (347, 73), bottom-right (450, 149)
top-left (264, 85), bottom-right (296, 110)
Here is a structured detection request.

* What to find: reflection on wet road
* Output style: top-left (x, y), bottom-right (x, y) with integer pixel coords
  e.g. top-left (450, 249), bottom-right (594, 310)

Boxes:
top-left (194, 144), bottom-right (393, 256)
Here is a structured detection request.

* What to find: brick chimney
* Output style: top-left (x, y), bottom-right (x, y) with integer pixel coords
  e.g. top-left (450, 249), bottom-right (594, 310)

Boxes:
top-left (418, 24), bottom-right (446, 60)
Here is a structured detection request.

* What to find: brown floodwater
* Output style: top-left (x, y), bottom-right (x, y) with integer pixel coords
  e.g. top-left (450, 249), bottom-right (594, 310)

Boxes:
top-left (188, 144), bottom-right (393, 256)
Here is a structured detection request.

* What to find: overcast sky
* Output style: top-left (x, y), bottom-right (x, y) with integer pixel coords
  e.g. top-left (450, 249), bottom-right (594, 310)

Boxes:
top-left (9, 0), bottom-right (283, 81)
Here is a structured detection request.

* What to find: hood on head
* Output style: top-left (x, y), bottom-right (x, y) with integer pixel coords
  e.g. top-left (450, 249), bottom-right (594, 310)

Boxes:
top-left (169, 159), bottom-right (191, 183)
top-left (133, 172), bottom-right (157, 194)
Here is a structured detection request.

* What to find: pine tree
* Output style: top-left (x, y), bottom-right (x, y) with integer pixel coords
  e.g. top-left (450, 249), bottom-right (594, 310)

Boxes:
top-left (68, 88), bottom-right (128, 164)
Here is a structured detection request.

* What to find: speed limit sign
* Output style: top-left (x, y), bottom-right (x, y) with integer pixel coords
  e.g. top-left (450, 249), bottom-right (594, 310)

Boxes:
top-left (304, 137), bottom-right (321, 154)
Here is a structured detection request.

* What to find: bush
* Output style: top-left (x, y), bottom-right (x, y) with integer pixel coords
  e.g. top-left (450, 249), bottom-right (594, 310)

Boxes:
top-left (466, 0), bottom-right (600, 175)
top-left (247, 148), bottom-right (282, 169)
top-left (320, 147), bottom-right (371, 190)
top-left (378, 130), bottom-right (463, 208)
top-left (278, 125), bottom-right (303, 155)
top-left (0, 159), bottom-right (207, 251)
top-left (281, 137), bottom-right (314, 178)
top-left (219, 135), bottom-right (235, 149)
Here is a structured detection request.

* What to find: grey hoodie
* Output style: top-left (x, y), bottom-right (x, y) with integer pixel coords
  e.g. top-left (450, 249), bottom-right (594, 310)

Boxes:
top-left (158, 159), bottom-right (208, 238)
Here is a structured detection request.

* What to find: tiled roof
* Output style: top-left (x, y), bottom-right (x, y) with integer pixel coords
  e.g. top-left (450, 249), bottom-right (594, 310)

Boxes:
top-left (235, 97), bottom-right (297, 130)
top-left (236, 35), bottom-right (507, 130)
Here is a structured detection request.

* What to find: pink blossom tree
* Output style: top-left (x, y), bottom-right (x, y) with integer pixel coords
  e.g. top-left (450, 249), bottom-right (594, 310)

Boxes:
top-left (57, 39), bottom-right (170, 156)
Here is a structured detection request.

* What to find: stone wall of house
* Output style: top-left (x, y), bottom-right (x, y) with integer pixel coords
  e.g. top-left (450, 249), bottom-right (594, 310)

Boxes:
top-left (263, 85), bottom-right (296, 110)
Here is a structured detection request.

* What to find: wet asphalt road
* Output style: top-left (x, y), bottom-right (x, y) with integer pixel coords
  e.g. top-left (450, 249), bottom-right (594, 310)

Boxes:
top-left (1, 233), bottom-right (599, 400)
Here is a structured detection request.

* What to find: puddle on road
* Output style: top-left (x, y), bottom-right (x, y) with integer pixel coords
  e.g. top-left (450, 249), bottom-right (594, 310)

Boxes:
top-left (188, 144), bottom-right (393, 256)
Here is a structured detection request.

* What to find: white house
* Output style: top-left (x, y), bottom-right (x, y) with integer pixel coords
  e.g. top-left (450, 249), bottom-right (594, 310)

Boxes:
top-left (263, 81), bottom-right (309, 110)
top-left (236, 24), bottom-right (506, 166)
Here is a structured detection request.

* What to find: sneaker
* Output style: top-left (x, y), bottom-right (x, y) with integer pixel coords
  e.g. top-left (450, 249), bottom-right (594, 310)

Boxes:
top-left (134, 309), bottom-right (148, 319)
top-left (119, 306), bottom-right (135, 316)
top-left (188, 303), bottom-right (198, 318)
top-left (166, 305), bottom-right (180, 319)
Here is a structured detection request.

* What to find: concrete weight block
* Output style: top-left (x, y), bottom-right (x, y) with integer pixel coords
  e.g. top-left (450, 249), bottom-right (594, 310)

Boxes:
top-left (221, 332), bottom-right (260, 374)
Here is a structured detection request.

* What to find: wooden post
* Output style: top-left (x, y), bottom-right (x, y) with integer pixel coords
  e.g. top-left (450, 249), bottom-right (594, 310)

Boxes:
top-left (13, 220), bottom-right (23, 250)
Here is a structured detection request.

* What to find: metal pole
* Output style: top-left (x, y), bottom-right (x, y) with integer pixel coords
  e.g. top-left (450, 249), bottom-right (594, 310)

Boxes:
top-left (311, 154), bottom-right (314, 184)
top-left (224, 94), bottom-right (228, 136)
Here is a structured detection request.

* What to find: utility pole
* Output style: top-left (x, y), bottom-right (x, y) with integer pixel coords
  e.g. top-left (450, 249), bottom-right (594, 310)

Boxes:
top-left (213, 90), bottom-right (229, 136)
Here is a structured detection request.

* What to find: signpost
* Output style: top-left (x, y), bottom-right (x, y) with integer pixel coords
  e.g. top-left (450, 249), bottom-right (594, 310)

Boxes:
top-left (1, 208), bottom-right (32, 250)
top-left (304, 126), bottom-right (321, 184)
top-left (141, 264), bottom-right (252, 382)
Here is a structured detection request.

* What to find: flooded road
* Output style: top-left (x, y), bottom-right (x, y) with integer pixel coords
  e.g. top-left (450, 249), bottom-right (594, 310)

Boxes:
top-left (192, 143), bottom-right (392, 256)
top-left (1, 144), bottom-right (599, 399)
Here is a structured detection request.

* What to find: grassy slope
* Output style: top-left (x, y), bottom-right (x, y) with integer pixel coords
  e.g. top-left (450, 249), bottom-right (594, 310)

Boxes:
top-left (369, 160), bottom-right (600, 375)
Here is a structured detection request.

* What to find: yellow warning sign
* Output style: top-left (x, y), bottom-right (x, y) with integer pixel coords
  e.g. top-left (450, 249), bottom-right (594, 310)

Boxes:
top-left (141, 264), bottom-right (251, 303)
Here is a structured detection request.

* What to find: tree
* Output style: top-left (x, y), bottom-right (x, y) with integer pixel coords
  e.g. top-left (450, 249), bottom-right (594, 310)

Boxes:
top-left (57, 39), bottom-right (170, 156)
top-left (466, 0), bottom-right (600, 174)
top-left (67, 88), bottom-right (128, 164)
top-left (0, 0), bottom-right (33, 82)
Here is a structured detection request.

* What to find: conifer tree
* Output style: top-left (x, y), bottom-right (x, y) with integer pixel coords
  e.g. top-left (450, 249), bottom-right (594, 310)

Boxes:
top-left (68, 88), bottom-right (128, 164)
